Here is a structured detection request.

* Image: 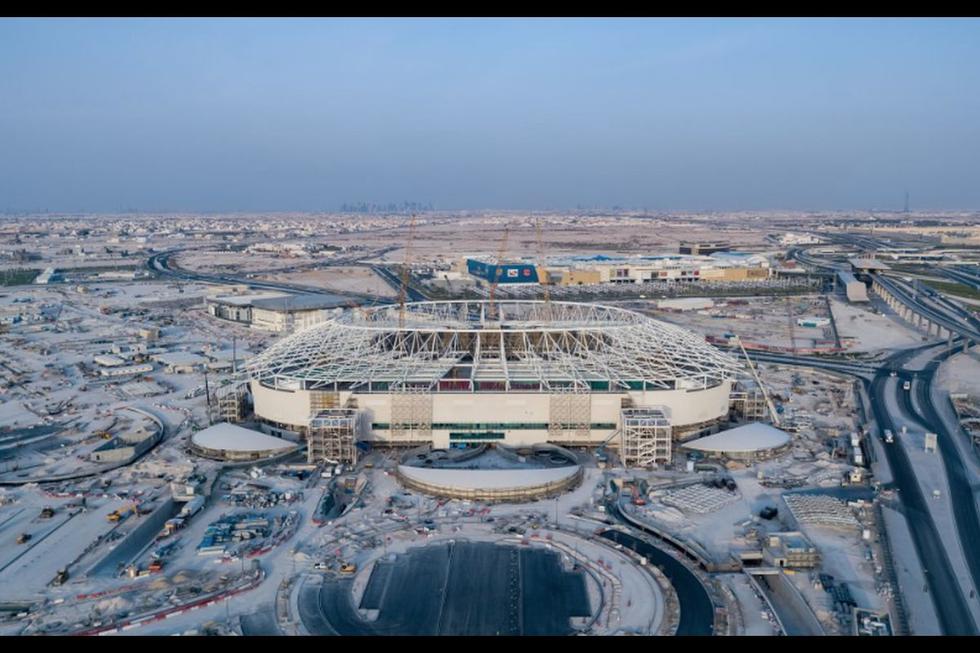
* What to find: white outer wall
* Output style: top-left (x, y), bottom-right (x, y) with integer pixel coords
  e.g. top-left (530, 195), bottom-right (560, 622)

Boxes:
top-left (251, 381), bottom-right (313, 426)
top-left (251, 379), bottom-right (734, 445)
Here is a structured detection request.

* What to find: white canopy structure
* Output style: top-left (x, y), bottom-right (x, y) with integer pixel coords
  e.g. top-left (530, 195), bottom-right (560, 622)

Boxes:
top-left (191, 423), bottom-right (297, 458)
top-left (682, 422), bottom-right (791, 457)
top-left (245, 300), bottom-right (740, 393)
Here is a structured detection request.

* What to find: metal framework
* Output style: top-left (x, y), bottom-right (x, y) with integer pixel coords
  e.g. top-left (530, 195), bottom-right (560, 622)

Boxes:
top-left (548, 385), bottom-right (591, 441)
top-left (214, 383), bottom-right (246, 424)
top-left (389, 385), bottom-right (433, 442)
top-left (308, 409), bottom-right (358, 464)
top-left (620, 407), bottom-right (672, 467)
top-left (246, 300), bottom-right (740, 393)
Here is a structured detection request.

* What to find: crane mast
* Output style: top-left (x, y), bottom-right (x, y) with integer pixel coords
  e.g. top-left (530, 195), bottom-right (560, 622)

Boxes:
top-left (398, 214), bottom-right (418, 329)
top-left (534, 217), bottom-right (551, 314)
top-left (733, 334), bottom-right (781, 427)
top-left (486, 223), bottom-right (510, 322)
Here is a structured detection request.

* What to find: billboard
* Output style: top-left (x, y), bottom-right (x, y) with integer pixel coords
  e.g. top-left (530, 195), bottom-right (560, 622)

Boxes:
top-left (466, 259), bottom-right (540, 284)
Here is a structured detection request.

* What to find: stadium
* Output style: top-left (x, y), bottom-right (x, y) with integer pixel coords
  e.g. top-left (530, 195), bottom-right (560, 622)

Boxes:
top-left (245, 300), bottom-right (741, 467)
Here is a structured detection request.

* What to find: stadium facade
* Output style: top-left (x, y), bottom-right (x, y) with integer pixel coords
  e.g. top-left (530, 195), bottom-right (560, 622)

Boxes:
top-left (245, 300), bottom-right (741, 467)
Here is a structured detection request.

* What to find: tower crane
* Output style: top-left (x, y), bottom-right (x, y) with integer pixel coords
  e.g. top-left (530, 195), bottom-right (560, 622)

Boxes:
top-left (534, 217), bottom-right (551, 315)
top-left (398, 214), bottom-right (418, 329)
top-left (486, 223), bottom-right (510, 322)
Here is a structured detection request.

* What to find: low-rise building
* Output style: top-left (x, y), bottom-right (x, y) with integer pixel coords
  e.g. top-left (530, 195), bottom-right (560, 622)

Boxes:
top-left (762, 531), bottom-right (820, 569)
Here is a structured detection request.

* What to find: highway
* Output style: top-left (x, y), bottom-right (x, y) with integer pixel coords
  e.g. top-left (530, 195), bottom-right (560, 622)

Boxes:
top-left (941, 266), bottom-right (980, 291)
top-left (897, 348), bottom-right (980, 612)
top-left (872, 273), bottom-right (980, 343)
top-left (869, 349), bottom-right (977, 634)
top-left (370, 264), bottom-right (429, 302)
top-left (146, 250), bottom-right (388, 305)
top-left (740, 345), bottom-right (977, 634)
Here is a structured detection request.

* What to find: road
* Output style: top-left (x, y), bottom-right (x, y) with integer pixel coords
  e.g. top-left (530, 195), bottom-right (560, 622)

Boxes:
top-left (146, 250), bottom-right (388, 305)
top-left (740, 345), bottom-right (977, 634)
top-left (370, 264), bottom-right (429, 302)
top-left (897, 349), bottom-right (980, 611)
top-left (869, 349), bottom-right (976, 634)
top-left (598, 526), bottom-right (715, 636)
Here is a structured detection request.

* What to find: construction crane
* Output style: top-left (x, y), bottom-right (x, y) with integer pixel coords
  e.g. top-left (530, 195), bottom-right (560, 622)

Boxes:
top-left (732, 334), bottom-right (781, 427)
top-left (398, 214), bottom-right (418, 329)
top-left (486, 223), bottom-right (510, 322)
top-left (534, 217), bottom-right (551, 315)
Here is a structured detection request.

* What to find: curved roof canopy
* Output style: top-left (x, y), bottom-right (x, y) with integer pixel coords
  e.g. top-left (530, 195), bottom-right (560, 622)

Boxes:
top-left (192, 423), bottom-right (297, 453)
top-left (682, 422), bottom-right (791, 454)
top-left (246, 300), bottom-right (741, 392)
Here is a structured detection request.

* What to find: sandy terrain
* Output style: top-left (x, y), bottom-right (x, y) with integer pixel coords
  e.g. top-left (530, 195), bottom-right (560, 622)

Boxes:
top-left (260, 267), bottom-right (397, 298)
top-left (828, 298), bottom-right (923, 352)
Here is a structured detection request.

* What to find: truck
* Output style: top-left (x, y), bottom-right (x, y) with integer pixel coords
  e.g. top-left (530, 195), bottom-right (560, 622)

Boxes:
top-left (16, 532), bottom-right (31, 544)
top-left (883, 429), bottom-right (895, 444)
top-left (39, 506), bottom-right (55, 519)
top-left (903, 381), bottom-right (911, 391)
top-left (179, 496), bottom-right (205, 519)
top-left (53, 568), bottom-right (69, 586)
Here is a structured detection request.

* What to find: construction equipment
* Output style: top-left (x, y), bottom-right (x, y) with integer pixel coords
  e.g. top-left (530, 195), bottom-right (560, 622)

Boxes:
top-left (534, 217), bottom-right (551, 313)
top-left (398, 214), bottom-right (418, 329)
top-left (339, 562), bottom-right (357, 575)
top-left (733, 334), bottom-right (781, 427)
top-left (486, 223), bottom-right (510, 321)
top-left (16, 533), bottom-right (31, 544)
top-left (53, 568), bottom-right (69, 585)
top-left (39, 506), bottom-right (55, 519)
top-left (106, 503), bottom-right (136, 523)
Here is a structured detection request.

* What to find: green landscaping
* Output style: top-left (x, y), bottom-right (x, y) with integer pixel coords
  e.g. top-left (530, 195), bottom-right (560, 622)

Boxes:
top-left (0, 268), bottom-right (40, 286)
top-left (922, 279), bottom-right (980, 302)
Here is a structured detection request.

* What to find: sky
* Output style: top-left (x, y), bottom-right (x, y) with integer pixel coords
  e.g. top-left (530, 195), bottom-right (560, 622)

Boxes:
top-left (1, 18), bottom-right (979, 213)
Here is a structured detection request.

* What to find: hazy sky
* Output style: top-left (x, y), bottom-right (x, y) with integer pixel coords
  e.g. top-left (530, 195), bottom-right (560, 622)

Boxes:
top-left (1, 18), bottom-right (979, 212)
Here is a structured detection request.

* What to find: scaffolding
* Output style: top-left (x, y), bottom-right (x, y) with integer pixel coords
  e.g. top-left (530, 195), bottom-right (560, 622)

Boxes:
top-left (389, 385), bottom-right (433, 443)
top-left (548, 385), bottom-right (591, 441)
top-left (215, 384), bottom-right (246, 423)
top-left (620, 407), bottom-right (672, 467)
top-left (730, 381), bottom-right (768, 422)
top-left (309, 390), bottom-right (340, 412)
top-left (308, 408), bottom-right (358, 464)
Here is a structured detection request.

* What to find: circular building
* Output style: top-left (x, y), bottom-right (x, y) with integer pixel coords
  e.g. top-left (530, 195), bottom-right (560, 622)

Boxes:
top-left (245, 300), bottom-right (740, 465)
top-left (681, 422), bottom-right (792, 462)
top-left (190, 422), bottom-right (300, 462)
top-left (397, 445), bottom-right (582, 502)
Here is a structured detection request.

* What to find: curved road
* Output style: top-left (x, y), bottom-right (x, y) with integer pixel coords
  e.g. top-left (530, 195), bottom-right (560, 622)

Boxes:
top-left (600, 514), bottom-right (715, 635)
top-left (147, 250), bottom-right (388, 305)
top-left (869, 349), bottom-right (976, 634)
top-left (896, 350), bottom-right (980, 612)
top-left (743, 345), bottom-right (977, 634)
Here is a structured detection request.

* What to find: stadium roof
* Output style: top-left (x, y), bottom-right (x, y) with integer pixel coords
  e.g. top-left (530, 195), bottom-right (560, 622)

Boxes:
top-left (682, 422), bottom-right (791, 454)
top-left (245, 300), bottom-right (741, 391)
top-left (192, 423), bottom-right (298, 453)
